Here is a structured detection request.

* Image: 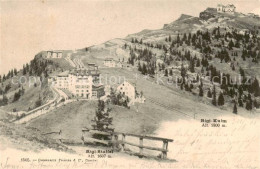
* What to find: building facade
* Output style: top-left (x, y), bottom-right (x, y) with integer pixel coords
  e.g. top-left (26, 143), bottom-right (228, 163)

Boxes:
top-left (104, 58), bottom-right (116, 67)
top-left (68, 69), bottom-right (93, 99)
top-left (116, 81), bottom-right (136, 101)
top-left (51, 68), bottom-right (104, 99)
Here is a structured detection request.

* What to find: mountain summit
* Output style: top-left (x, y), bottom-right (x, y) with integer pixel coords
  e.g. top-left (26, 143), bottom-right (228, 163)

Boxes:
top-left (126, 5), bottom-right (260, 42)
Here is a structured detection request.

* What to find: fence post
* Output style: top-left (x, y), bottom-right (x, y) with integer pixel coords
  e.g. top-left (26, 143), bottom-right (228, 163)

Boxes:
top-left (81, 131), bottom-right (85, 145)
top-left (122, 134), bottom-right (125, 151)
top-left (59, 130), bottom-right (62, 143)
top-left (139, 137), bottom-right (143, 155)
top-left (162, 140), bottom-right (168, 159)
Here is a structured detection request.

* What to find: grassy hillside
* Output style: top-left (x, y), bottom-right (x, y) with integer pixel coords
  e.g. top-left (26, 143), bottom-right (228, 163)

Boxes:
top-left (27, 67), bottom-right (258, 142)
top-left (0, 110), bottom-right (72, 153)
top-left (2, 84), bottom-right (53, 112)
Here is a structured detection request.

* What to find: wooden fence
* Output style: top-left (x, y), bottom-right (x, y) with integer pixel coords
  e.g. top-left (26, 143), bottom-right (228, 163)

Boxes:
top-left (42, 129), bottom-right (174, 159)
top-left (82, 129), bottom-right (173, 159)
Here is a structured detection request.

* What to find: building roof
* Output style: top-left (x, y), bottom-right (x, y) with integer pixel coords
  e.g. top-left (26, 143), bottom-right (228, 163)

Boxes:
top-left (88, 63), bottom-right (96, 66)
top-left (46, 50), bottom-right (63, 53)
top-left (70, 69), bottom-right (89, 76)
top-left (69, 68), bottom-right (100, 76)
top-left (92, 84), bottom-right (104, 90)
top-left (226, 4), bottom-right (236, 8)
top-left (105, 58), bottom-right (114, 61)
top-left (57, 71), bottom-right (69, 77)
top-left (89, 70), bottom-right (100, 76)
top-left (119, 80), bottom-right (136, 88)
top-left (217, 4), bottom-right (236, 8)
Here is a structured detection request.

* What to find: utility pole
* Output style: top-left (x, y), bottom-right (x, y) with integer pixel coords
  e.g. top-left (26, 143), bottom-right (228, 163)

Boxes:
top-left (194, 112), bottom-right (197, 119)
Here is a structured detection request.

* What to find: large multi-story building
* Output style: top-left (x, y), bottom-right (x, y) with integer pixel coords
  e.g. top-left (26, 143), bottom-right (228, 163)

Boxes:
top-left (68, 69), bottom-right (94, 98)
top-left (51, 67), bottom-right (104, 99)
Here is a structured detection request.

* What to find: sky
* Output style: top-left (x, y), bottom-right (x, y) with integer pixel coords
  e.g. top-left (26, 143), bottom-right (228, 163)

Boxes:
top-left (1, 0), bottom-right (260, 75)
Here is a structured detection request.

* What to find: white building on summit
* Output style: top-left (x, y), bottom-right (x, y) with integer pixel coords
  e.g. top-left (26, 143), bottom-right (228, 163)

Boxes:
top-left (217, 4), bottom-right (236, 13)
top-left (46, 51), bottom-right (63, 58)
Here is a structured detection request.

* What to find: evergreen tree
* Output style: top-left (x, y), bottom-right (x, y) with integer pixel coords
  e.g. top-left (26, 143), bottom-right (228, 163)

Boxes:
top-left (218, 92), bottom-right (225, 106)
top-left (138, 62), bottom-right (142, 72)
top-left (35, 95), bottom-right (42, 108)
top-left (181, 64), bottom-right (186, 78)
top-left (182, 33), bottom-right (187, 41)
top-left (245, 100), bottom-right (252, 110)
top-left (184, 83), bottom-right (190, 91)
top-left (164, 69), bottom-right (168, 76)
top-left (199, 85), bottom-right (203, 97)
top-left (14, 68), bottom-right (18, 75)
top-left (233, 102), bottom-right (238, 114)
top-left (142, 63), bottom-right (147, 75)
top-left (235, 40), bottom-right (240, 48)
top-left (189, 58), bottom-right (195, 73)
top-left (253, 99), bottom-right (259, 108)
top-left (251, 78), bottom-right (260, 97)
top-left (13, 90), bottom-right (21, 102)
top-left (22, 65), bottom-right (26, 75)
top-left (228, 39), bottom-right (234, 50)
top-left (169, 69), bottom-right (173, 76)
top-left (177, 34), bottom-right (180, 43)
top-left (212, 85), bottom-right (217, 106)
top-left (207, 89), bottom-right (212, 98)
top-left (169, 35), bottom-right (172, 42)
top-left (238, 94), bottom-right (243, 107)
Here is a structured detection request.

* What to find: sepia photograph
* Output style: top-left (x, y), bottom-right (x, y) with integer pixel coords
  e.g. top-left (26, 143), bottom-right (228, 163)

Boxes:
top-left (0, 0), bottom-right (260, 168)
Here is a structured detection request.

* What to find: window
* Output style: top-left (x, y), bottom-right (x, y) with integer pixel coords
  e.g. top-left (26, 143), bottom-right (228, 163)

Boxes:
top-left (92, 91), bottom-right (97, 96)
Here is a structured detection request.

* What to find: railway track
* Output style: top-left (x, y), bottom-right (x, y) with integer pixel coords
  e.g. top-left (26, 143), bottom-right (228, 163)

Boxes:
top-left (146, 96), bottom-right (194, 119)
